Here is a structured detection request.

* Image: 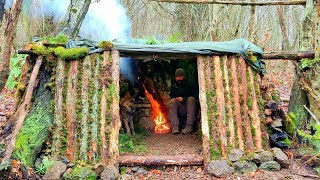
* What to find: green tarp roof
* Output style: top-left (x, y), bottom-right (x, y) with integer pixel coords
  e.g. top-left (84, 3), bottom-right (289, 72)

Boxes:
top-left (65, 38), bottom-right (266, 74)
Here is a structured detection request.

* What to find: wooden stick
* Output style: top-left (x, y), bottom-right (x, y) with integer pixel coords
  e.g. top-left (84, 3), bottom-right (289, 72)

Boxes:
top-left (1, 56), bottom-right (43, 164)
top-left (303, 105), bottom-right (320, 124)
top-left (197, 55), bottom-right (211, 167)
top-left (152, 0), bottom-right (306, 6)
top-left (224, 56), bottom-right (235, 148)
top-left (213, 55), bottom-right (227, 157)
top-left (230, 56), bottom-right (244, 151)
top-left (66, 60), bottom-right (79, 161)
top-left (118, 155), bottom-right (203, 166)
top-left (239, 57), bottom-right (254, 152)
top-left (52, 58), bottom-right (65, 157)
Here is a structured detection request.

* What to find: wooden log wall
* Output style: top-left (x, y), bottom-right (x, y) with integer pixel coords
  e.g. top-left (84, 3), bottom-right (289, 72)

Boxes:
top-left (198, 55), bottom-right (266, 163)
top-left (50, 50), bottom-right (120, 165)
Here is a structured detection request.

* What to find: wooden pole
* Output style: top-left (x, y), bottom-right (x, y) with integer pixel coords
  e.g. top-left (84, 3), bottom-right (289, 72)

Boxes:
top-left (119, 155), bottom-right (203, 166)
top-left (230, 56), bottom-right (244, 151)
top-left (248, 67), bottom-right (262, 150)
top-left (66, 60), bottom-right (79, 161)
top-left (152, 0), bottom-right (306, 6)
top-left (1, 56), bottom-right (43, 164)
top-left (107, 50), bottom-right (121, 166)
top-left (224, 56), bottom-right (235, 148)
top-left (213, 56), bottom-right (227, 157)
top-left (197, 55), bottom-right (211, 167)
top-left (239, 57), bottom-right (254, 152)
top-left (52, 58), bottom-right (65, 157)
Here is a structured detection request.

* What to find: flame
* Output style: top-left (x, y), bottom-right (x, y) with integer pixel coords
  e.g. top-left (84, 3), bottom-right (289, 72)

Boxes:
top-left (143, 85), bottom-right (170, 133)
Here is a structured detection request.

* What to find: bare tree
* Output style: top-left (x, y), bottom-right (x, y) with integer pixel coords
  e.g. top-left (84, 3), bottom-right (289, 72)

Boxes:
top-left (0, 0), bottom-right (5, 23)
top-left (60, 0), bottom-right (92, 38)
top-left (0, 0), bottom-right (24, 90)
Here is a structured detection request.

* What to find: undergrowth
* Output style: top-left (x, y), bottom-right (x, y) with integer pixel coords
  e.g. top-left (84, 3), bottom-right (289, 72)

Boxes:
top-left (119, 128), bottom-right (150, 153)
top-left (6, 54), bottom-right (27, 90)
top-left (35, 156), bottom-right (55, 175)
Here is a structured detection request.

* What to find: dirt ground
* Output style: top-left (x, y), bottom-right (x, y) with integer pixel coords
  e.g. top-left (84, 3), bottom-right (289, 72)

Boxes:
top-left (121, 132), bottom-right (202, 156)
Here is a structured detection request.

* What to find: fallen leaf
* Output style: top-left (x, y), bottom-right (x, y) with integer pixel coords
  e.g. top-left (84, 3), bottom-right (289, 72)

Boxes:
top-left (151, 169), bottom-right (161, 174)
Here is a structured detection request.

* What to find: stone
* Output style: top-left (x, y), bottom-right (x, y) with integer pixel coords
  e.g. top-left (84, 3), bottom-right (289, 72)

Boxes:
top-left (34, 158), bottom-right (42, 170)
top-left (67, 163), bottom-right (75, 168)
top-left (271, 118), bottom-right (283, 128)
top-left (94, 163), bottom-right (105, 175)
top-left (253, 150), bottom-right (274, 164)
top-left (131, 166), bottom-right (139, 172)
top-left (100, 165), bottom-right (119, 180)
top-left (137, 167), bottom-right (148, 175)
top-left (228, 149), bottom-right (243, 162)
top-left (43, 161), bottom-right (67, 180)
top-left (207, 160), bottom-right (235, 177)
top-left (272, 147), bottom-right (290, 168)
top-left (234, 161), bottom-right (257, 174)
top-left (259, 161), bottom-right (281, 171)
top-left (63, 166), bottom-right (97, 180)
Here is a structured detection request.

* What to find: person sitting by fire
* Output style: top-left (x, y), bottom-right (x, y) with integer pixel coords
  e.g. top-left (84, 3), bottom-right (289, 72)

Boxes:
top-left (168, 68), bottom-right (196, 134)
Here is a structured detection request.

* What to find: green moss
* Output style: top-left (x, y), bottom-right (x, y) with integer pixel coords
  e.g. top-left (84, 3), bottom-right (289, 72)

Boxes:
top-left (98, 41), bottom-right (113, 49)
top-left (278, 137), bottom-right (291, 147)
top-left (54, 46), bottom-right (89, 60)
top-left (32, 45), bottom-right (48, 56)
top-left (14, 88), bottom-right (53, 167)
top-left (284, 112), bottom-right (296, 137)
top-left (297, 124), bottom-right (320, 153)
top-left (300, 58), bottom-right (320, 69)
top-left (63, 166), bottom-right (97, 180)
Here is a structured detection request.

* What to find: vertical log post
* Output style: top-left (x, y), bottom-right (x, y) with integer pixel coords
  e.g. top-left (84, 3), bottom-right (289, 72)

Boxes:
top-left (213, 56), bottom-right (227, 157)
top-left (52, 58), bottom-right (66, 157)
top-left (80, 56), bottom-right (92, 162)
top-left (239, 57), bottom-right (254, 152)
top-left (66, 60), bottom-right (79, 161)
top-left (248, 67), bottom-right (262, 150)
top-left (101, 51), bottom-right (110, 163)
top-left (197, 55), bottom-right (211, 167)
top-left (1, 56), bottom-right (43, 164)
top-left (230, 56), bottom-right (244, 151)
top-left (107, 50), bottom-right (120, 166)
top-left (223, 56), bottom-right (235, 148)
top-left (315, 1), bottom-right (320, 58)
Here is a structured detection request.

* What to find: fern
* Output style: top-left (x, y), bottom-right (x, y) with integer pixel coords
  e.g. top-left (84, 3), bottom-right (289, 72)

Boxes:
top-left (35, 157), bottom-right (55, 175)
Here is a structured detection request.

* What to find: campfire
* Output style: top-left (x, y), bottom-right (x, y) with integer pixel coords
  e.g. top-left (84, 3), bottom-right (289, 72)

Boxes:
top-left (143, 85), bottom-right (170, 133)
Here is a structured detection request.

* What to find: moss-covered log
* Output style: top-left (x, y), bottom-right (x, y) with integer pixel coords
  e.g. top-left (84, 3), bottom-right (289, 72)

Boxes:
top-left (197, 55), bottom-right (211, 166)
top-left (239, 57), bottom-right (254, 152)
top-left (213, 56), bottom-right (227, 157)
top-left (13, 68), bottom-right (53, 167)
top-left (52, 58), bottom-right (66, 157)
top-left (66, 60), bottom-right (79, 161)
top-left (230, 56), bottom-right (244, 151)
top-left (2, 56), bottom-right (43, 164)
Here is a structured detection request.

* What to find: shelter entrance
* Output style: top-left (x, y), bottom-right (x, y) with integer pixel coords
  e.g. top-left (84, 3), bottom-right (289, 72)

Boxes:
top-left (118, 57), bottom-right (203, 165)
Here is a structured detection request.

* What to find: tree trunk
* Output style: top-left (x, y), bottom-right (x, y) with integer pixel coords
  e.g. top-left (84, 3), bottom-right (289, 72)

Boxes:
top-left (300, 0), bottom-right (314, 51)
top-left (248, 0), bottom-right (256, 41)
top-left (61, 0), bottom-right (92, 38)
top-left (0, 0), bottom-right (23, 91)
top-left (153, 0), bottom-right (306, 6)
top-left (277, 5), bottom-right (290, 50)
top-left (118, 155), bottom-right (203, 166)
top-left (315, 1), bottom-right (320, 58)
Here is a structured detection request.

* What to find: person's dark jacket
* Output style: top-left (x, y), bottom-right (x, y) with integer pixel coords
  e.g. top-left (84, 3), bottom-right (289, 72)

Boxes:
top-left (169, 80), bottom-right (195, 103)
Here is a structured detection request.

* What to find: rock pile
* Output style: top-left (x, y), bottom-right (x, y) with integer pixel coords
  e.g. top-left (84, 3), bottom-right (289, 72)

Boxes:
top-left (207, 148), bottom-right (289, 177)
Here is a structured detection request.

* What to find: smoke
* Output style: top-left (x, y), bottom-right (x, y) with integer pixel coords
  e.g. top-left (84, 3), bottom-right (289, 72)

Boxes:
top-left (120, 58), bottom-right (136, 84)
top-left (79, 0), bottom-right (131, 41)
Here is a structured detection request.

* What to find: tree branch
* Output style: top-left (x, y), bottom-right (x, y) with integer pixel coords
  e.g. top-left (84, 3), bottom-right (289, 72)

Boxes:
top-left (151, 0), bottom-right (306, 6)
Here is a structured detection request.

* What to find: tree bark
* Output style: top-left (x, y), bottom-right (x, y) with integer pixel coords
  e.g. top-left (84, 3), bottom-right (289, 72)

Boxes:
top-left (61, 0), bottom-right (92, 38)
top-left (0, 0), bottom-right (23, 90)
top-left (262, 51), bottom-right (314, 60)
top-left (248, 0), bottom-right (256, 41)
top-left (315, 1), bottom-right (320, 58)
top-left (300, 0), bottom-right (315, 51)
top-left (277, 5), bottom-right (290, 50)
top-left (153, 0), bottom-right (306, 6)
top-left (197, 55), bottom-right (211, 167)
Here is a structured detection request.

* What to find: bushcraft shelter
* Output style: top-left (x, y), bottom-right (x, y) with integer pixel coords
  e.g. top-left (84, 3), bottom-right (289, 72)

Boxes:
top-left (11, 38), bottom-right (268, 167)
